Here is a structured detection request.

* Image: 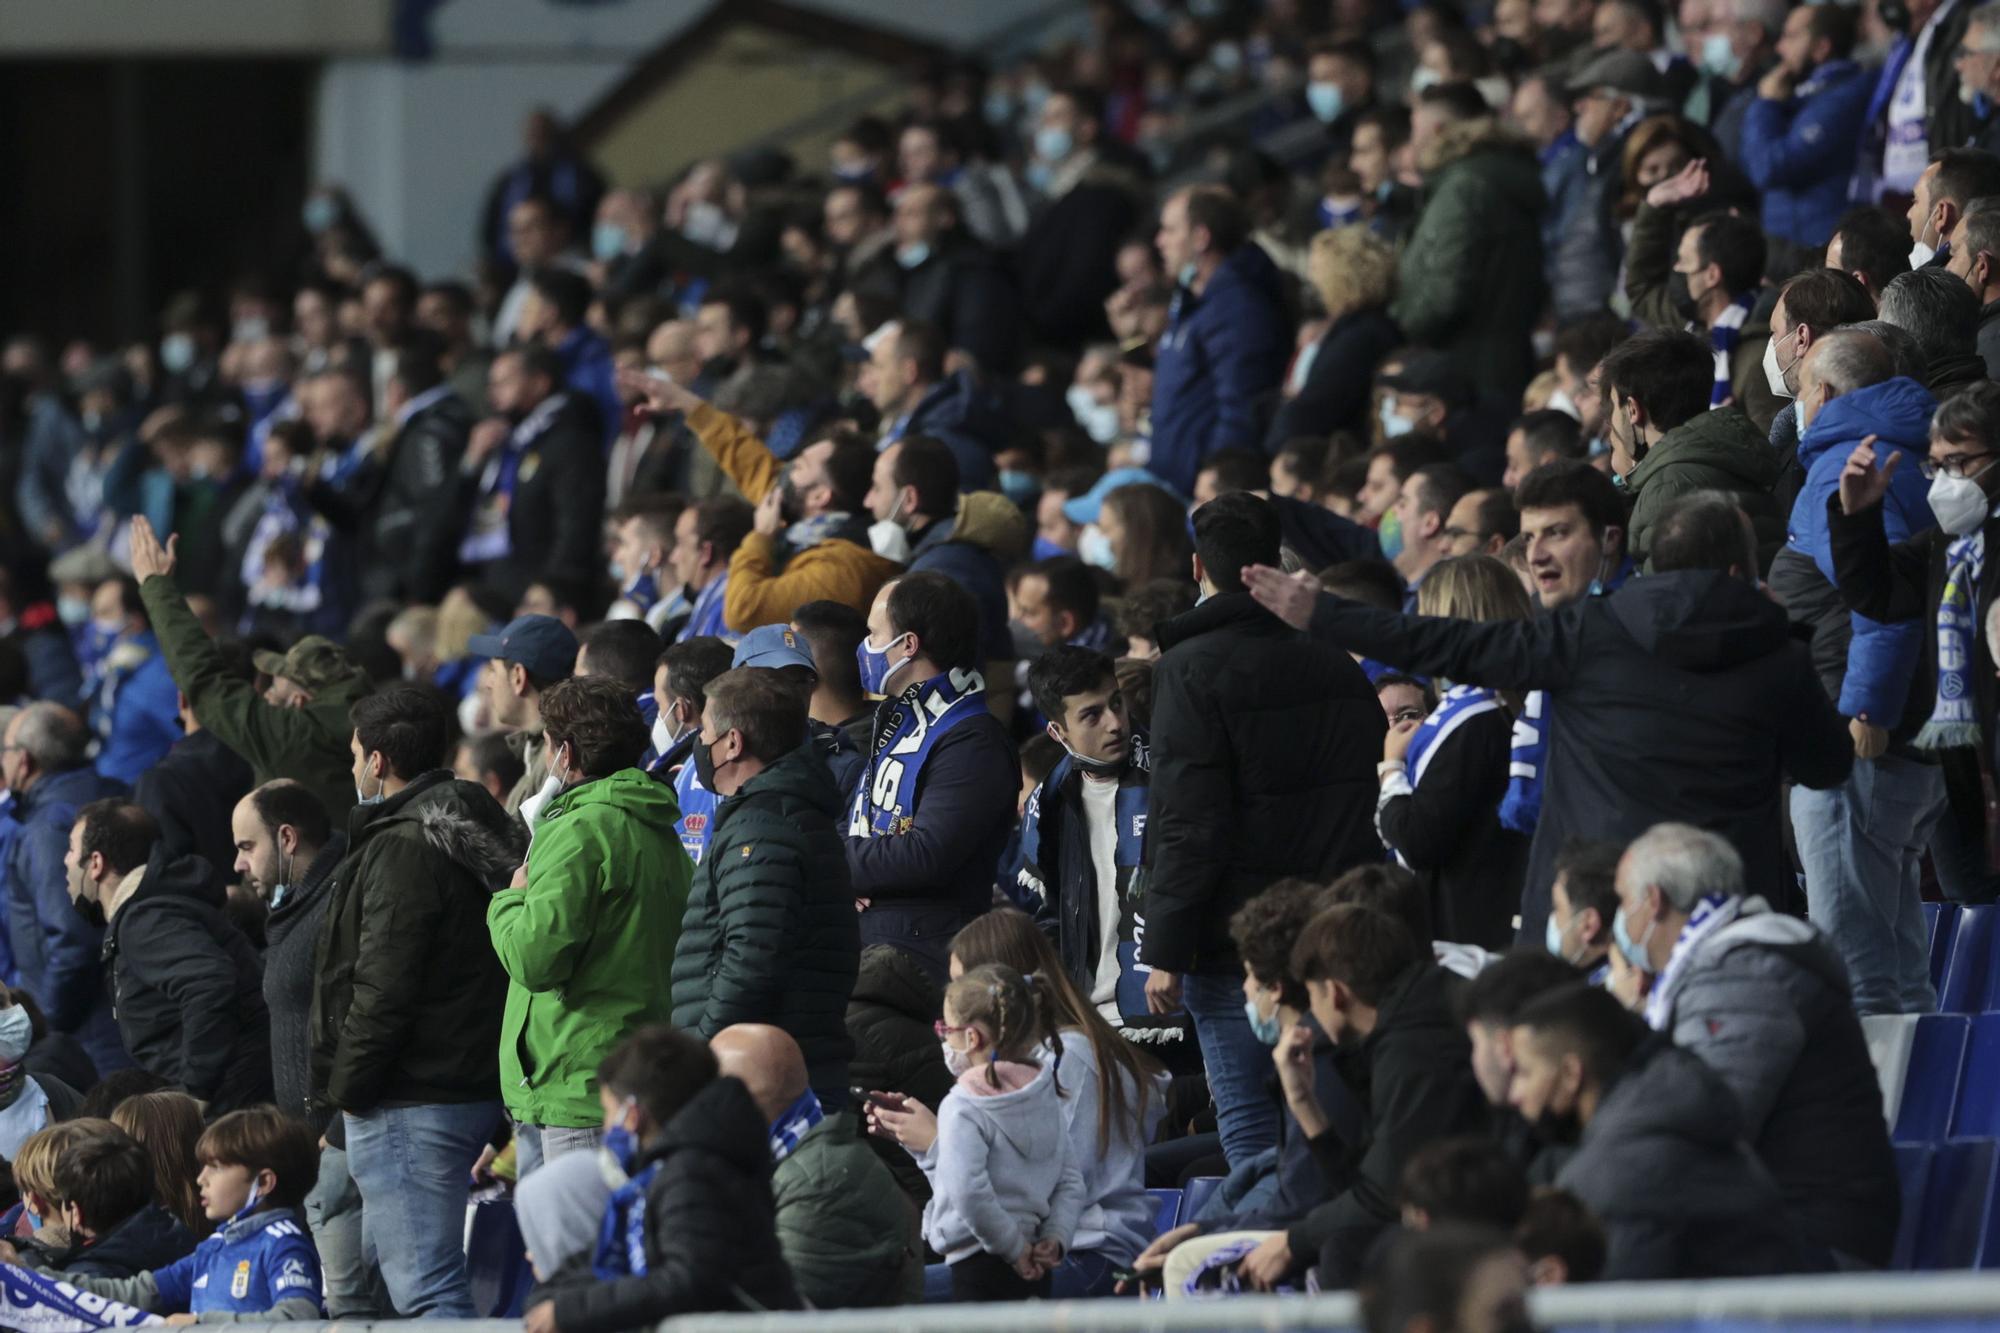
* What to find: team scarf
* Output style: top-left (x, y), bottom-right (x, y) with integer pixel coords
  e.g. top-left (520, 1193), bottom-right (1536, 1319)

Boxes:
top-left (768, 1088), bottom-right (824, 1164)
top-left (850, 670), bottom-right (989, 839)
top-left (673, 750), bottom-right (717, 865)
top-left (782, 510), bottom-right (860, 559)
top-left (0, 1265), bottom-right (158, 1331)
top-left (1644, 892), bottom-right (1741, 1032)
top-left (1706, 293), bottom-right (1754, 407)
top-left (459, 394), bottom-right (569, 564)
top-left (680, 574), bottom-right (733, 643)
top-left (591, 1160), bottom-right (664, 1280)
top-left (1913, 531), bottom-right (1986, 751)
top-left (1382, 686), bottom-right (1503, 868)
top-left (1499, 689), bottom-right (1549, 835)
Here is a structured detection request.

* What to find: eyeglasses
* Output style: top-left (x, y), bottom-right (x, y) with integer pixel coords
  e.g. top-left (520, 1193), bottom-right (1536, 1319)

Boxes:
top-left (933, 1020), bottom-right (970, 1039)
top-left (1919, 452), bottom-right (2000, 481)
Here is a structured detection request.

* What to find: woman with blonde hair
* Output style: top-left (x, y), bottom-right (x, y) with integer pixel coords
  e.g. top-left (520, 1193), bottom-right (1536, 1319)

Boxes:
top-left (111, 1091), bottom-right (210, 1238)
top-left (1374, 555), bottom-right (1530, 948)
top-left (1265, 224), bottom-right (1403, 446)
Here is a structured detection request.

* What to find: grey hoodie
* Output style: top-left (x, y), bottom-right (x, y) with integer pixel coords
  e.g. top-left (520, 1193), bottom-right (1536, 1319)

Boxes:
top-left (918, 1059), bottom-right (1086, 1264)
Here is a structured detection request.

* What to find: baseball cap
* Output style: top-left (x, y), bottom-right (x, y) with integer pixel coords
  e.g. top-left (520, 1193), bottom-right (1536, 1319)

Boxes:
top-left (467, 614), bottom-right (580, 682)
top-left (1565, 49), bottom-right (1665, 102)
top-left (1381, 350), bottom-right (1474, 409)
top-left (733, 624), bottom-right (817, 673)
top-left (49, 546), bottom-right (121, 588)
top-left (1061, 467), bottom-right (1185, 526)
top-left (252, 637), bottom-right (359, 692)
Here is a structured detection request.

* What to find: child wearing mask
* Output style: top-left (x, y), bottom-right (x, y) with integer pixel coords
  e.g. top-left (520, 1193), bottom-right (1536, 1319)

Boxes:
top-left (12, 1125), bottom-right (196, 1278)
top-left (7, 1106), bottom-right (324, 1322)
top-left (920, 963), bottom-right (1085, 1302)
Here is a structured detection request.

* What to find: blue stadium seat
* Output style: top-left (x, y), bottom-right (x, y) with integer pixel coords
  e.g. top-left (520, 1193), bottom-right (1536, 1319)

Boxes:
top-left (1953, 1016), bottom-right (2000, 1138)
top-left (1180, 1175), bottom-right (1224, 1226)
top-left (1913, 1138), bottom-right (1999, 1269)
top-left (1930, 903), bottom-right (1957, 991)
top-left (1147, 1188), bottom-right (1182, 1238)
top-left (1939, 906), bottom-right (1999, 1013)
top-left (1894, 1015), bottom-right (1971, 1144)
top-left (1893, 1144), bottom-right (1933, 1271)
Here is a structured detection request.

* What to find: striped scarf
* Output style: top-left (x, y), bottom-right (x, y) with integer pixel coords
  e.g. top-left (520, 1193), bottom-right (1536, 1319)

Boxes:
top-left (1914, 531), bottom-right (1986, 751)
top-left (768, 1088), bottom-right (824, 1164)
top-left (1645, 893), bottom-right (1741, 1031)
top-left (1707, 293), bottom-right (1754, 407)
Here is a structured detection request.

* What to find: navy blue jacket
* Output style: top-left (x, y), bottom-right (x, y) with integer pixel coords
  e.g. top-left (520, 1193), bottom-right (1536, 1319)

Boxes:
top-left (8, 765), bottom-right (129, 1073)
top-left (900, 373), bottom-right (1009, 492)
top-left (1263, 307), bottom-right (1402, 449)
top-left (1777, 377), bottom-right (1936, 730)
top-left (1271, 495), bottom-right (1381, 574)
top-left (1150, 245), bottom-right (1291, 497)
top-left (61, 1204), bottom-right (197, 1279)
top-left (11, 620), bottom-right (81, 705)
top-left (907, 518), bottom-right (1012, 666)
top-left (1741, 60), bottom-right (1872, 247)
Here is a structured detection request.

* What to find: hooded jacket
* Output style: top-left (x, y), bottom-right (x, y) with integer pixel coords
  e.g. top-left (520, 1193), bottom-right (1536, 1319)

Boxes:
top-left (48, 1203), bottom-right (197, 1280)
top-left (1149, 243), bottom-right (1291, 497)
top-left (263, 833), bottom-right (348, 1134)
top-left (105, 846), bottom-right (271, 1114)
top-left (1391, 118), bottom-right (1546, 405)
top-left (544, 1076), bottom-right (801, 1331)
top-left (8, 764), bottom-right (129, 1072)
top-left (131, 728), bottom-right (254, 882)
top-left (907, 490), bottom-right (1028, 666)
top-left (669, 742), bottom-right (858, 1107)
top-left (772, 1111), bottom-right (921, 1309)
top-left (1741, 60), bottom-right (1872, 248)
top-left (1625, 405), bottom-right (1784, 569)
top-left (918, 1059), bottom-right (1086, 1264)
top-left (1144, 593), bottom-right (1384, 974)
top-left (1656, 900), bottom-right (1900, 1267)
top-left (1558, 1038), bottom-right (1804, 1281)
top-left (312, 771), bottom-right (519, 1114)
top-left (492, 768), bottom-right (690, 1127)
top-left (141, 573), bottom-right (371, 820)
top-left (1769, 376), bottom-right (1936, 735)
top-left (900, 373), bottom-right (1015, 492)
top-left (845, 943), bottom-right (952, 1205)
top-left (1305, 570), bottom-right (1853, 939)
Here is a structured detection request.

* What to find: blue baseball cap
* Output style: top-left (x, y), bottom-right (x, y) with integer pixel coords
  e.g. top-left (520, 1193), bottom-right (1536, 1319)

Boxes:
top-left (1061, 467), bottom-right (1184, 526)
top-left (467, 615), bottom-right (579, 682)
top-left (733, 624), bottom-right (817, 672)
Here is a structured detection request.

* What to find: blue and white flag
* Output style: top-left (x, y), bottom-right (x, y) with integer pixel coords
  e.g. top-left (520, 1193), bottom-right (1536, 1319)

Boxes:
top-left (0, 1265), bottom-right (160, 1332)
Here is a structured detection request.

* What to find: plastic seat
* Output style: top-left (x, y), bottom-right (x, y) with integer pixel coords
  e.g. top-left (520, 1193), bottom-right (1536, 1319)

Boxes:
top-left (1179, 1175), bottom-right (1224, 1226)
top-left (1147, 1188), bottom-right (1182, 1238)
top-left (1913, 1138), bottom-right (1999, 1269)
top-left (1953, 1015), bottom-right (2000, 1138)
top-left (1939, 906), bottom-right (1999, 1013)
top-left (1893, 1143), bottom-right (1933, 1270)
top-left (1930, 903), bottom-right (1957, 991)
top-left (1894, 1015), bottom-right (1971, 1143)
top-left (1864, 1013), bottom-right (1920, 1130)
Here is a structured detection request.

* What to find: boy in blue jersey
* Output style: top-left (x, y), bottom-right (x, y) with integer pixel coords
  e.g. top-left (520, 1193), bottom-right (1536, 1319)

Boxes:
top-left (15, 1106), bottom-right (324, 1322)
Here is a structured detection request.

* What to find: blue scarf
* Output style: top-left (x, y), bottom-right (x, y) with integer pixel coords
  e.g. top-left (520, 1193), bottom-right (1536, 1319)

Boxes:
top-left (1402, 685), bottom-right (1503, 785)
top-left (460, 395), bottom-right (567, 564)
top-left (681, 574), bottom-right (733, 643)
top-left (1914, 531), bottom-right (1986, 751)
top-left (674, 752), bottom-right (717, 864)
top-left (1499, 689), bottom-right (1548, 836)
top-left (591, 1160), bottom-right (663, 1280)
top-left (768, 1088), bottom-right (824, 1164)
top-left (1646, 893), bottom-right (1741, 1030)
top-left (850, 670), bottom-right (989, 838)
top-left (621, 571), bottom-right (660, 616)
top-left (1708, 293), bottom-right (1753, 407)
top-left (783, 511), bottom-right (858, 558)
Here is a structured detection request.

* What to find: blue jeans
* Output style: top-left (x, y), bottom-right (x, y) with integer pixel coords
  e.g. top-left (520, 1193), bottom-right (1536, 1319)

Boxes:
top-left (1793, 755), bottom-right (1944, 1016)
top-left (1182, 971), bottom-right (1278, 1170)
top-left (303, 1144), bottom-right (387, 1318)
top-left (513, 1122), bottom-right (604, 1180)
top-left (344, 1101), bottom-right (501, 1318)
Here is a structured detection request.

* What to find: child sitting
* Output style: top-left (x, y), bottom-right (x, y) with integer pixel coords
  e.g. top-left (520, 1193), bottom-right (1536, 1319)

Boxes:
top-left (8, 1121), bottom-right (104, 1246)
top-left (28, 1127), bottom-right (196, 1278)
top-left (9, 1106), bottom-right (323, 1322)
top-left (922, 963), bottom-right (1085, 1301)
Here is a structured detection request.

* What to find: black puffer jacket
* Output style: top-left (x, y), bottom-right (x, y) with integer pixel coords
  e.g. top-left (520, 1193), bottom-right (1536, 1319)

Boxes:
top-left (311, 771), bottom-right (520, 1114)
top-left (669, 741), bottom-right (859, 1107)
top-left (46, 1203), bottom-right (196, 1279)
top-left (310, 390), bottom-right (470, 603)
top-left (104, 846), bottom-right (271, 1114)
top-left (263, 833), bottom-right (348, 1134)
top-left (543, 1076), bottom-right (802, 1331)
top-left (131, 729), bottom-right (253, 878)
top-left (1144, 592), bottom-right (1385, 974)
top-left (845, 944), bottom-right (952, 1205)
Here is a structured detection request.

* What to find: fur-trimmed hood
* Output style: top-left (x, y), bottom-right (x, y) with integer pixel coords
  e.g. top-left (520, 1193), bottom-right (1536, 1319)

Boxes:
top-left (1417, 115), bottom-right (1542, 180)
top-left (349, 770), bottom-right (526, 891)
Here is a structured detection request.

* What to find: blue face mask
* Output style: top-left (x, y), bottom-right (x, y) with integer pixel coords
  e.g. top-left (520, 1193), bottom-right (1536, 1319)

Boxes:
top-left (1544, 912), bottom-right (1573, 963)
top-left (896, 242), bottom-right (931, 271)
top-left (1612, 904), bottom-right (1653, 971)
top-left (1378, 397), bottom-right (1415, 438)
top-left (1377, 509), bottom-right (1404, 562)
top-left (1031, 535), bottom-right (1072, 562)
top-left (592, 221), bottom-right (628, 263)
top-left (1305, 81), bottom-right (1345, 123)
top-left (1078, 526), bottom-right (1116, 570)
top-left (1177, 261), bottom-right (1199, 289)
top-left (856, 633), bottom-right (903, 695)
top-left (355, 769), bottom-right (386, 807)
top-left (983, 92), bottom-right (1016, 126)
top-left (998, 469), bottom-right (1039, 506)
top-left (1034, 126), bottom-right (1074, 164)
top-left (622, 569), bottom-right (659, 612)
top-left (603, 1100), bottom-right (641, 1175)
top-left (1699, 32), bottom-right (1742, 80)
top-left (1244, 995), bottom-right (1282, 1046)
top-left (25, 1210), bottom-right (41, 1232)
top-left (302, 195), bottom-right (339, 234)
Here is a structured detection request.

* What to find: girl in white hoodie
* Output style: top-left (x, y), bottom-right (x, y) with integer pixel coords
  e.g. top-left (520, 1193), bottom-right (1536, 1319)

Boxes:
top-left (920, 963), bottom-right (1086, 1301)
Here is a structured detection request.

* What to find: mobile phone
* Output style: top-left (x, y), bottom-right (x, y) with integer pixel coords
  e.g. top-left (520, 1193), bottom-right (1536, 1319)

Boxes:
top-left (1110, 1266), bottom-right (1151, 1296)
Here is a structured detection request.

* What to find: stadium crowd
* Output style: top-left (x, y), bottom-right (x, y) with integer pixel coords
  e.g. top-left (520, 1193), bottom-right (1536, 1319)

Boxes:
top-left (5, 0), bottom-right (2000, 1324)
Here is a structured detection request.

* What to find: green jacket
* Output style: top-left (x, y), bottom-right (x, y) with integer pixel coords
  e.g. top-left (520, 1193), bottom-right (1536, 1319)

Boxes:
top-left (668, 741), bottom-right (859, 1102)
top-left (139, 574), bottom-right (371, 820)
top-left (772, 1112), bottom-right (921, 1309)
top-left (1625, 404), bottom-right (1784, 570)
top-left (490, 768), bottom-right (691, 1126)
top-left (1389, 118), bottom-right (1546, 406)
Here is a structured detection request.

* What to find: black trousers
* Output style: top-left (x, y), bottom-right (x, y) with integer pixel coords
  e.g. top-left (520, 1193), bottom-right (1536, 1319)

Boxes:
top-left (950, 1252), bottom-right (1050, 1302)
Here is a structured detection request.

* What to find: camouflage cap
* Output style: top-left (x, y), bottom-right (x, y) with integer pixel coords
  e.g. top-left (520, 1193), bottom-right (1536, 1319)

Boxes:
top-left (252, 636), bottom-right (356, 691)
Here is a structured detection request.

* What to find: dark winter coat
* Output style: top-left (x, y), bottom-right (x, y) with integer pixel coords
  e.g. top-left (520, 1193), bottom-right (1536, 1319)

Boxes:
top-left (132, 729), bottom-right (254, 878)
top-left (461, 391), bottom-right (608, 602)
top-left (868, 235), bottom-right (1024, 377)
top-left (49, 1204), bottom-right (197, 1280)
top-left (308, 389), bottom-right (470, 603)
top-left (1018, 168), bottom-right (1145, 349)
top-left (263, 833), bottom-right (348, 1134)
top-left (1978, 298), bottom-right (2000, 383)
top-left (1263, 307), bottom-right (1402, 450)
top-left (1377, 705), bottom-right (1527, 950)
top-left (1741, 60), bottom-right (1873, 248)
top-left (104, 846), bottom-right (271, 1114)
top-left (846, 943), bottom-right (952, 1205)
top-left (1558, 1038), bottom-right (1804, 1281)
top-left (1625, 406), bottom-right (1784, 569)
top-left (310, 771), bottom-right (519, 1113)
top-left (1304, 571), bottom-right (1853, 939)
top-left (542, 1077), bottom-right (802, 1331)
top-left (670, 742), bottom-right (859, 1108)
top-left (905, 492), bottom-right (1025, 666)
top-left (1143, 593), bottom-right (1384, 974)
top-left (1148, 243), bottom-right (1291, 498)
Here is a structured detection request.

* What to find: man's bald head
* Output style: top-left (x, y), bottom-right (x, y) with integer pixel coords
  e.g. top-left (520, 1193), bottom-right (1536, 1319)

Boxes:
top-left (710, 1024), bottom-right (809, 1125)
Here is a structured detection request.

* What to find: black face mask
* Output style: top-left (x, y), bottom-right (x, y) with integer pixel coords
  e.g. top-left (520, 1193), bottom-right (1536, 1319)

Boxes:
top-left (698, 354), bottom-right (739, 385)
top-left (1531, 1104), bottom-right (1582, 1147)
top-left (693, 736), bottom-right (721, 793)
top-left (1667, 271), bottom-right (1701, 323)
top-left (1879, 0), bottom-right (1911, 31)
top-left (72, 893), bottom-right (106, 930)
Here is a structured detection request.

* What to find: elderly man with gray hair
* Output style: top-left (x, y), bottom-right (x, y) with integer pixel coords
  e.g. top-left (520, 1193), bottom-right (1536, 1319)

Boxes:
top-left (1879, 266), bottom-right (1989, 392)
top-left (1613, 821), bottom-right (1899, 1272)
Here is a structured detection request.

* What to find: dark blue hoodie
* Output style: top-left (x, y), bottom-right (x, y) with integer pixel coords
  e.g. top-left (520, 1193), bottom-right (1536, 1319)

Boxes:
top-left (900, 371), bottom-right (1010, 492)
top-left (1149, 244), bottom-right (1290, 497)
top-left (1784, 376), bottom-right (1937, 726)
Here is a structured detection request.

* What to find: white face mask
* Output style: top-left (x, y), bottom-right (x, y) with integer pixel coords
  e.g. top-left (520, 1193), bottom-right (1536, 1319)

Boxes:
top-left (941, 1040), bottom-right (974, 1077)
top-left (1911, 215), bottom-right (1938, 270)
top-left (1762, 332), bottom-right (1797, 401)
top-left (0, 1006), bottom-right (31, 1066)
top-left (1929, 469), bottom-right (1994, 536)
top-left (868, 518), bottom-right (911, 562)
top-left (651, 711), bottom-right (682, 756)
top-left (1545, 387), bottom-right (1580, 421)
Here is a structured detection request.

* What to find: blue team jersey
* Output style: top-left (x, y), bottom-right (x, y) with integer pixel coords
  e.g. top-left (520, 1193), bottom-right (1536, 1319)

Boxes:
top-left (152, 1209), bottom-right (322, 1316)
